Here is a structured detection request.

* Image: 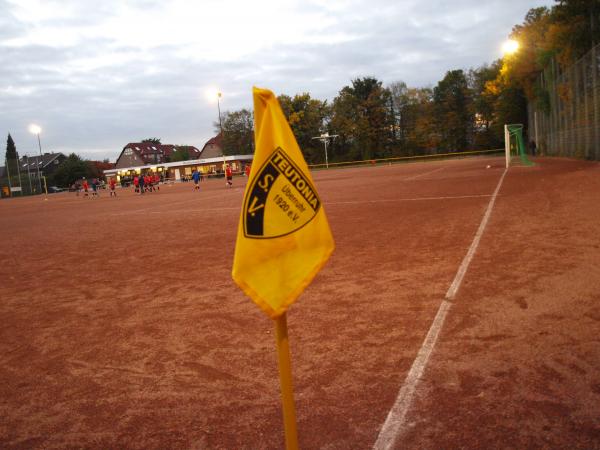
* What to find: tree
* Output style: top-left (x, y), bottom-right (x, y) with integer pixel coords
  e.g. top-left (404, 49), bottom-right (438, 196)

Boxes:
top-left (389, 81), bottom-right (408, 144)
top-left (492, 86), bottom-right (528, 140)
top-left (388, 82), bottom-right (440, 155)
top-left (404, 87), bottom-right (437, 153)
top-left (169, 147), bottom-right (190, 162)
top-left (549, 0), bottom-right (600, 65)
top-left (86, 161), bottom-right (101, 179)
top-left (278, 93), bottom-right (329, 163)
top-left (219, 109), bottom-right (254, 155)
top-left (330, 77), bottom-right (394, 161)
top-left (53, 153), bottom-right (90, 187)
top-left (500, 7), bottom-right (553, 99)
top-left (482, 8), bottom-right (553, 141)
top-left (433, 70), bottom-right (473, 152)
top-left (4, 134), bottom-right (19, 178)
top-left (468, 63), bottom-right (504, 149)
top-left (141, 138), bottom-right (161, 144)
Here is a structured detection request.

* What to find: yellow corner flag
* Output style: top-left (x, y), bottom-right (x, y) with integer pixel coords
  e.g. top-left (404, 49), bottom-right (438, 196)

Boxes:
top-left (232, 87), bottom-right (335, 318)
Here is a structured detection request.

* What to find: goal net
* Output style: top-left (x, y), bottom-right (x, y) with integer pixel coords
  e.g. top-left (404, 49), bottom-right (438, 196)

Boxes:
top-left (504, 124), bottom-right (534, 168)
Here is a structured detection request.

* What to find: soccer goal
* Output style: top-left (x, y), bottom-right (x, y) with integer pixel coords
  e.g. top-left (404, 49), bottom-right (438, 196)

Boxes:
top-left (504, 124), bottom-right (534, 168)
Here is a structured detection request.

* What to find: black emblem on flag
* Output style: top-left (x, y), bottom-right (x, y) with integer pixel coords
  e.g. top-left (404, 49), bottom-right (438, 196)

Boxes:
top-left (243, 147), bottom-right (321, 239)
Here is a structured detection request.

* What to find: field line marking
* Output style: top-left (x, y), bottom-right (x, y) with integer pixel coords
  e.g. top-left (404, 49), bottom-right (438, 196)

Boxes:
top-left (43, 187), bottom-right (244, 210)
top-left (112, 194), bottom-right (493, 216)
top-left (404, 166), bottom-right (445, 181)
top-left (150, 206), bottom-right (239, 214)
top-left (373, 168), bottom-right (508, 450)
top-left (327, 194), bottom-right (492, 206)
top-left (445, 168), bottom-right (508, 300)
top-left (107, 191), bottom-right (243, 216)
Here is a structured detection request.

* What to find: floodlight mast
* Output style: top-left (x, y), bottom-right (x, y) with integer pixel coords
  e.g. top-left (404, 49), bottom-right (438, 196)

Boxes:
top-left (28, 124), bottom-right (44, 194)
top-left (311, 132), bottom-right (338, 169)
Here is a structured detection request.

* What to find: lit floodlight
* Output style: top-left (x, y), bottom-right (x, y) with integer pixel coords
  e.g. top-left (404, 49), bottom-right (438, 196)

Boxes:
top-left (502, 39), bottom-right (519, 55)
top-left (205, 87), bottom-right (222, 103)
top-left (29, 124), bottom-right (42, 134)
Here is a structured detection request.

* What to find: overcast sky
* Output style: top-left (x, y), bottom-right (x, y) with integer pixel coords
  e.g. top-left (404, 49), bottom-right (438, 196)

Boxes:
top-left (1, 0), bottom-right (552, 162)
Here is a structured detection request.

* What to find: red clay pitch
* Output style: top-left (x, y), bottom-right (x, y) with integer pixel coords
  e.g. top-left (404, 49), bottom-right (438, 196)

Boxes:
top-left (1, 156), bottom-right (599, 449)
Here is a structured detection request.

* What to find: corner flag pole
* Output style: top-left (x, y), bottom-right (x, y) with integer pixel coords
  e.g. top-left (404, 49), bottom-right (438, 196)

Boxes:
top-left (233, 87), bottom-right (334, 449)
top-left (275, 312), bottom-right (299, 450)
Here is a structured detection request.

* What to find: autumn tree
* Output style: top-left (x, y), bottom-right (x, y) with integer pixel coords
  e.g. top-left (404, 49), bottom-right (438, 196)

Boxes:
top-left (388, 83), bottom-right (439, 155)
top-left (468, 62), bottom-right (504, 148)
top-left (278, 93), bottom-right (329, 163)
top-left (485, 7), bottom-right (553, 139)
top-left (330, 77), bottom-right (394, 161)
top-left (53, 153), bottom-right (91, 187)
top-left (219, 109), bottom-right (254, 155)
top-left (548, 0), bottom-right (600, 65)
top-left (433, 70), bottom-right (473, 152)
top-left (405, 87), bottom-right (437, 153)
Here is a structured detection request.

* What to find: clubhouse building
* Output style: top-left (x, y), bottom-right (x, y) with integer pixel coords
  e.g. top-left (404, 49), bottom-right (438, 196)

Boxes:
top-left (103, 135), bottom-right (253, 181)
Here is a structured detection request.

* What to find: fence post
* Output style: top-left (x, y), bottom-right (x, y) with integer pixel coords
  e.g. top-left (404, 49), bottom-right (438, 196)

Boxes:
top-left (583, 52), bottom-right (590, 158)
top-left (592, 45), bottom-right (600, 160)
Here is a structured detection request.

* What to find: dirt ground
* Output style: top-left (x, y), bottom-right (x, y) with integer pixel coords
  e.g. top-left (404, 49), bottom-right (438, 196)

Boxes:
top-left (0, 156), bottom-right (599, 449)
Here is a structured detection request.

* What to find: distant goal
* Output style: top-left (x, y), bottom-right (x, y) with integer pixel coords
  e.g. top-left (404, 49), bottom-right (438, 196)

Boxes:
top-left (504, 124), bottom-right (534, 168)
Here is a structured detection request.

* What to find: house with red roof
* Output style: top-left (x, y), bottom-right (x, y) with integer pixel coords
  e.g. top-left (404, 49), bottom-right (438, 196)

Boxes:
top-left (198, 133), bottom-right (223, 159)
top-left (114, 135), bottom-right (228, 169)
top-left (105, 134), bottom-right (251, 183)
top-left (115, 142), bottom-right (203, 169)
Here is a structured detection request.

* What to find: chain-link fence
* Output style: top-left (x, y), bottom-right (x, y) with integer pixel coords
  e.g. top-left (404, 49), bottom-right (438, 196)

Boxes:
top-left (1, 163), bottom-right (44, 197)
top-left (528, 43), bottom-right (600, 160)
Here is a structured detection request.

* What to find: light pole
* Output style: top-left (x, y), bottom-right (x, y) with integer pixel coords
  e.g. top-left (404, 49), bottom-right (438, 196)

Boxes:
top-left (215, 91), bottom-right (226, 175)
top-left (25, 154), bottom-right (33, 194)
top-left (311, 133), bottom-right (338, 169)
top-left (28, 124), bottom-right (44, 194)
top-left (206, 88), bottom-right (225, 173)
top-left (217, 91), bottom-right (223, 134)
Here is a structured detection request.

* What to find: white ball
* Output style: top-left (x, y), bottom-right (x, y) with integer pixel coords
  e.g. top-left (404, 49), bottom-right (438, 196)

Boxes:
top-left (486, 165), bottom-right (491, 169)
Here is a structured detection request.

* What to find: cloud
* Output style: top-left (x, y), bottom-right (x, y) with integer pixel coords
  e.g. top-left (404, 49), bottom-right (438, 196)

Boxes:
top-left (0, 0), bottom-right (552, 160)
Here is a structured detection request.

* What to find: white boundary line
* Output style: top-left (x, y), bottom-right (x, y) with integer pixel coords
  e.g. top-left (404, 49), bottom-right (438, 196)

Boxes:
top-left (150, 206), bottom-right (239, 214)
top-left (373, 168), bottom-right (508, 450)
top-left (327, 194), bottom-right (492, 206)
top-left (108, 191), bottom-right (242, 216)
top-left (109, 194), bottom-right (494, 216)
top-left (403, 167), bottom-right (445, 181)
top-left (142, 194), bottom-right (491, 214)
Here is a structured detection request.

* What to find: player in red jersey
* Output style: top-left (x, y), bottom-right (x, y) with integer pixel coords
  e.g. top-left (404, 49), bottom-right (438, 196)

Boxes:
top-left (225, 165), bottom-right (233, 187)
top-left (109, 177), bottom-right (117, 197)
